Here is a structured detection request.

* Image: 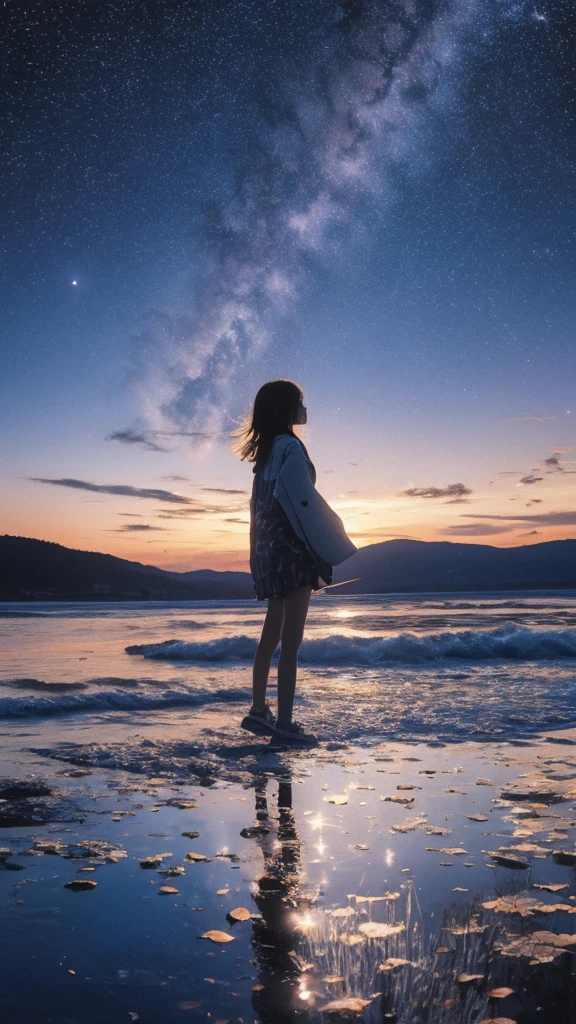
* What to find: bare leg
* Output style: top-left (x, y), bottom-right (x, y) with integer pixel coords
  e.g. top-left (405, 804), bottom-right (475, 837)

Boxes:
top-left (277, 585), bottom-right (312, 726)
top-left (252, 596), bottom-right (284, 711)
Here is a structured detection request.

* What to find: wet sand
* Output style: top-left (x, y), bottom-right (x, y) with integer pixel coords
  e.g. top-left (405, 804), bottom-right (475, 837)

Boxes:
top-left (2, 712), bottom-right (576, 1023)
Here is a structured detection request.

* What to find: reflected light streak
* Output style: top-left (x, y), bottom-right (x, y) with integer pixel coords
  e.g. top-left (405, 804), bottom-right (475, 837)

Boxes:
top-left (385, 848), bottom-right (395, 867)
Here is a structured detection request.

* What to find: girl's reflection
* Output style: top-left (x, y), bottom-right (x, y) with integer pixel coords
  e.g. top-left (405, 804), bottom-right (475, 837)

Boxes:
top-left (249, 774), bottom-right (313, 1022)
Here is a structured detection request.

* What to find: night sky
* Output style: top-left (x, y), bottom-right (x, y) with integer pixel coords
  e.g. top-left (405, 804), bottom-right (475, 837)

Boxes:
top-left (2, 0), bottom-right (575, 571)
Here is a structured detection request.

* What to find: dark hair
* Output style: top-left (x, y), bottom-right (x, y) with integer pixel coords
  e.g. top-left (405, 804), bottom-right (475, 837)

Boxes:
top-left (231, 379), bottom-right (304, 472)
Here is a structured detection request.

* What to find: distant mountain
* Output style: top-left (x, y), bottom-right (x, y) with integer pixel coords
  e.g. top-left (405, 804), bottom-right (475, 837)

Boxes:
top-left (0, 536), bottom-right (255, 600)
top-left (1, 535), bottom-right (574, 602)
top-left (332, 538), bottom-right (576, 593)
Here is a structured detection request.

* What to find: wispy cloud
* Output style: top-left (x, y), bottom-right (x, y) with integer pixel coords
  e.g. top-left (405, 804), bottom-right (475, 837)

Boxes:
top-left (200, 487), bottom-right (249, 495)
top-left (518, 474), bottom-right (543, 485)
top-left (397, 483), bottom-right (472, 499)
top-left (460, 511), bottom-right (576, 526)
top-left (116, 524), bottom-right (168, 532)
top-left (439, 523), bottom-right (518, 536)
top-left (500, 416), bottom-right (556, 423)
top-left (105, 428), bottom-right (167, 452)
top-left (107, 427), bottom-right (228, 453)
top-left (29, 478), bottom-right (192, 504)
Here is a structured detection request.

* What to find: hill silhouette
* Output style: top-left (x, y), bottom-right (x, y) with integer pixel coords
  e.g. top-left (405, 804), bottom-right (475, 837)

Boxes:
top-left (1, 535), bottom-right (574, 600)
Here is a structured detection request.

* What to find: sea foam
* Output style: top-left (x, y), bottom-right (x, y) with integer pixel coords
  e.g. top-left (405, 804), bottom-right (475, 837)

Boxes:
top-left (126, 624), bottom-right (576, 665)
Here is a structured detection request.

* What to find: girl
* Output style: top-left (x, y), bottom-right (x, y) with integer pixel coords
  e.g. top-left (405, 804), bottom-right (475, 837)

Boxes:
top-left (232, 379), bottom-right (354, 745)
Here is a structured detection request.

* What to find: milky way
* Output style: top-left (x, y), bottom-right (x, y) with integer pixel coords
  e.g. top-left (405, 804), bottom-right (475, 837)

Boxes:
top-left (131, 0), bottom-right (531, 442)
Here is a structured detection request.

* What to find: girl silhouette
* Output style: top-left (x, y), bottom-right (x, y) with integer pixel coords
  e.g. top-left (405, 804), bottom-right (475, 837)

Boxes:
top-left (232, 379), bottom-right (356, 745)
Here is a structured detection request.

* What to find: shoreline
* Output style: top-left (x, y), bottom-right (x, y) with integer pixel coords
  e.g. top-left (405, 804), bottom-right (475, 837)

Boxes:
top-left (2, 723), bottom-right (576, 1022)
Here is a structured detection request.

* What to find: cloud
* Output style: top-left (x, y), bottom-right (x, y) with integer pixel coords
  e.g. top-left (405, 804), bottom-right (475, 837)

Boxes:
top-left (443, 498), bottom-right (471, 505)
top-left (519, 530), bottom-right (542, 536)
top-left (106, 428), bottom-right (167, 452)
top-left (29, 478), bottom-right (192, 504)
top-left (544, 456), bottom-right (563, 471)
top-left (224, 517), bottom-right (250, 524)
top-left (460, 511), bottom-right (576, 526)
top-left (118, 513), bottom-right (143, 517)
top-left (397, 483), bottom-right (472, 499)
top-left (200, 487), bottom-right (249, 495)
top-left (495, 470), bottom-right (522, 476)
top-left (126, 1), bottom-right (507, 442)
top-left (518, 474), bottom-right (543, 485)
top-left (107, 427), bottom-right (228, 453)
top-left (161, 475), bottom-right (191, 482)
top-left (439, 523), bottom-right (518, 536)
top-left (500, 416), bottom-right (556, 423)
top-left (117, 524), bottom-right (167, 532)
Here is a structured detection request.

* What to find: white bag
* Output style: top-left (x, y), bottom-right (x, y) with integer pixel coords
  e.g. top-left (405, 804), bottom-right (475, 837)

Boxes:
top-left (272, 437), bottom-right (358, 566)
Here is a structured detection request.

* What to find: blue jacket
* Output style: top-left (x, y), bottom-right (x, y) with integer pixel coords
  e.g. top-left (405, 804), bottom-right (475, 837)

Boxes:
top-left (270, 435), bottom-right (358, 567)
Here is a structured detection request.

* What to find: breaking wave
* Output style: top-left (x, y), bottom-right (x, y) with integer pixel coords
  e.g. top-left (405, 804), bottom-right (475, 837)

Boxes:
top-left (0, 684), bottom-right (250, 719)
top-left (126, 625), bottom-right (576, 665)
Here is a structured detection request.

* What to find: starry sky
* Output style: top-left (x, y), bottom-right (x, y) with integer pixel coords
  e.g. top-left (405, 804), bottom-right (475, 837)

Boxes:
top-left (2, 0), bottom-right (575, 571)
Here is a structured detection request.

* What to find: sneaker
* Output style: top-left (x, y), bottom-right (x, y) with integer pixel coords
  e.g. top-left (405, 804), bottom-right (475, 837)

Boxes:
top-left (241, 704), bottom-right (276, 736)
top-left (271, 721), bottom-right (318, 746)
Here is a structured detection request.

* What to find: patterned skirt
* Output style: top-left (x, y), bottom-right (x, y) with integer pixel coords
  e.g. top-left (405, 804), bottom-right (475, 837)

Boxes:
top-left (250, 498), bottom-right (333, 601)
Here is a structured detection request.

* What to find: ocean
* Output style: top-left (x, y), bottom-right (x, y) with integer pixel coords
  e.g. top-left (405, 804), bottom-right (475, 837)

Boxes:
top-left (1, 590), bottom-right (575, 745)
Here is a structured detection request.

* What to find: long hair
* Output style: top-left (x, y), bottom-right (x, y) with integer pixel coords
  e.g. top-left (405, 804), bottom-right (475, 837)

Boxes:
top-left (231, 379), bottom-right (304, 472)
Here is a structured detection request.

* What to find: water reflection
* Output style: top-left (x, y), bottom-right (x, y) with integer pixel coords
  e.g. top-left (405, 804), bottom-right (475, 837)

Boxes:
top-left (244, 775), bottom-right (573, 1024)
top-left (249, 774), bottom-right (314, 1022)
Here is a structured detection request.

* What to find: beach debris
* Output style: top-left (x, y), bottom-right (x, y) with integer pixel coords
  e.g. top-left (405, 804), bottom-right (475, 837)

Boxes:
top-left (339, 933), bottom-right (364, 946)
top-left (0, 779), bottom-right (52, 799)
top-left (330, 906), bottom-right (356, 918)
top-left (391, 814), bottom-right (427, 833)
top-left (487, 987), bottom-right (515, 999)
top-left (200, 930), bottom-right (234, 943)
top-left (476, 779), bottom-right (493, 786)
top-left (64, 879), bottom-right (98, 891)
top-left (457, 973), bottom-right (484, 985)
top-left (496, 930), bottom-right (576, 963)
top-left (158, 866), bottom-right (185, 877)
top-left (323, 975), bottom-right (344, 983)
top-left (453, 887), bottom-right (469, 892)
top-left (177, 1001), bottom-right (201, 1010)
top-left (226, 907), bottom-right (251, 922)
top-left (426, 847), bottom-right (467, 856)
top-left (532, 882), bottom-right (569, 892)
top-left (181, 831), bottom-right (200, 839)
top-left (482, 894), bottom-right (576, 916)
top-left (425, 825), bottom-right (452, 835)
top-left (240, 825), bottom-right (269, 838)
top-left (397, 784), bottom-right (420, 791)
top-left (466, 813), bottom-right (489, 821)
top-left (320, 997), bottom-right (371, 1015)
top-left (324, 794), bottom-right (348, 805)
top-left (354, 844), bottom-right (369, 851)
top-left (445, 788), bottom-right (467, 795)
top-left (158, 885), bottom-right (179, 895)
top-left (379, 958), bottom-right (415, 971)
top-left (185, 852), bottom-right (210, 862)
top-left (358, 921), bottom-right (405, 938)
top-left (167, 799), bottom-right (198, 809)
top-left (348, 893), bottom-right (400, 904)
top-left (216, 888), bottom-right (229, 895)
top-left (552, 849), bottom-right (576, 865)
top-left (140, 853), bottom-right (173, 869)
top-left (381, 795), bottom-right (413, 805)
top-left (490, 853), bottom-right (530, 870)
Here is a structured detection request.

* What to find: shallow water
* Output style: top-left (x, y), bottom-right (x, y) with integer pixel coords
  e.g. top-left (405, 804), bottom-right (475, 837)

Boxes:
top-left (1, 592), bottom-right (575, 744)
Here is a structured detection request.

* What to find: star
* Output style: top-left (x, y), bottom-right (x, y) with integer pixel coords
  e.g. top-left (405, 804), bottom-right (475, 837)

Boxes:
top-left (72, 280), bottom-right (77, 286)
